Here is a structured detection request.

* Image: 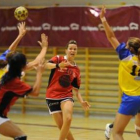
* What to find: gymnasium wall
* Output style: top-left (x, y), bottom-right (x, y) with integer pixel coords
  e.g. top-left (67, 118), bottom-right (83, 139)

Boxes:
top-left (1, 46), bottom-right (120, 117)
top-left (0, 0), bottom-right (140, 7)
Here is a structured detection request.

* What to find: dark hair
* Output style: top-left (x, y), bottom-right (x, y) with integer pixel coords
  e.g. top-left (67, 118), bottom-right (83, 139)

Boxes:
top-left (0, 60), bottom-right (7, 69)
top-left (6, 51), bottom-right (16, 63)
top-left (0, 52), bottom-right (26, 86)
top-left (66, 40), bottom-right (77, 48)
top-left (128, 37), bottom-right (140, 62)
top-left (0, 51), bottom-right (15, 69)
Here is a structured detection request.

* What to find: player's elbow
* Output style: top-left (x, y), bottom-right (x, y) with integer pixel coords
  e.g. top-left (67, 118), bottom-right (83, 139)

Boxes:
top-left (107, 31), bottom-right (116, 40)
top-left (107, 35), bottom-right (114, 40)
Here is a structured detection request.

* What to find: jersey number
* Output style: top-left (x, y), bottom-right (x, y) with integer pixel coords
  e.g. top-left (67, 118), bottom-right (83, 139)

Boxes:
top-left (131, 65), bottom-right (140, 76)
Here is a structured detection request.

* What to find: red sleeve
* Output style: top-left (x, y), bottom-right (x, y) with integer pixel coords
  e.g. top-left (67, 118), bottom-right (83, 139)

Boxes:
top-left (11, 79), bottom-right (32, 97)
top-left (48, 55), bottom-right (64, 64)
top-left (48, 56), bottom-right (59, 64)
top-left (71, 67), bottom-right (81, 89)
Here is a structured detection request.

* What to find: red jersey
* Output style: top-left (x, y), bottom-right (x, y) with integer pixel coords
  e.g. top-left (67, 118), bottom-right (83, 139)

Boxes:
top-left (46, 55), bottom-right (81, 99)
top-left (0, 78), bottom-right (32, 117)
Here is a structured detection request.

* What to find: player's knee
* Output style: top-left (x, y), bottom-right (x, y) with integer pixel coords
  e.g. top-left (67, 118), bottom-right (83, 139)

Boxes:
top-left (67, 116), bottom-right (72, 123)
top-left (64, 115), bottom-right (72, 124)
top-left (14, 135), bottom-right (27, 140)
top-left (135, 125), bottom-right (140, 137)
top-left (135, 125), bottom-right (140, 130)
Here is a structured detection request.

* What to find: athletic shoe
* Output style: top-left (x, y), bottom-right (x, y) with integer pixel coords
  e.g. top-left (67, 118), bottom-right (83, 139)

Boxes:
top-left (105, 123), bottom-right (112, 140)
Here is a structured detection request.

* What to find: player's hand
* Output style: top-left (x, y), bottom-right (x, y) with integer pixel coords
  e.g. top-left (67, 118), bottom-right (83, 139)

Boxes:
top-left (36, 58), bottom-right (46, 73)
top-left (59, 61), bottom-right (72, 69)
top-left (38, 33), bottom-right (48, 49)
top-left (81, 101), bottom-right (91, 111)
top-left (100, 5), bottom-right (106, 19)
top-left (17, 22), bottom-right (26, 37)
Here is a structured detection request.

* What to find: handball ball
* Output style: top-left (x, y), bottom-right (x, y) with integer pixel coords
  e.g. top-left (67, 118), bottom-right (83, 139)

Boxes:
top-left (14, 6), bottom-right (28, 21)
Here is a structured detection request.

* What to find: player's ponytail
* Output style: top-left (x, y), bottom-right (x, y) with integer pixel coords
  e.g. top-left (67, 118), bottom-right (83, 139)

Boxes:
top-left (128, 37), bottom-right (140, 63)
top-left (0, 52), bottom-right (26, 86)
top-left (137, 48), bottom-right (140, 62)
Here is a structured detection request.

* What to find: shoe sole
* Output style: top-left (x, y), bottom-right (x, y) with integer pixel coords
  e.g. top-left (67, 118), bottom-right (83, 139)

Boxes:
top-left (105, 134), bottom-right (110, 140)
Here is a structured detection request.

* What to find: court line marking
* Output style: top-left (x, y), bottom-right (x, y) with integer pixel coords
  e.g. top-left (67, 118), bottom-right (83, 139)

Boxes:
top-left (16, 122), bottom-right (135, 134)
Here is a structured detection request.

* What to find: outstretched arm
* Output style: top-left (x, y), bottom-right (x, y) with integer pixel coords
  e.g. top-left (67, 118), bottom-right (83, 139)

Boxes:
top-left (29, 59), bottom-right (46, 96)
top-left (73, 88), bottom-right (90, 111)
top-left (8, 22), bottom-right (26, 51)
top-left (100, 6), bottom-right (120, 49)
top-left (25, 33), bottom-right (48, 71)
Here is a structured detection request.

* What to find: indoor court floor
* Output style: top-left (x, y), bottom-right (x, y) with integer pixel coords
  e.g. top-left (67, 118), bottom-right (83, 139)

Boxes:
top-left (1, 113), bottom-right (136, 140)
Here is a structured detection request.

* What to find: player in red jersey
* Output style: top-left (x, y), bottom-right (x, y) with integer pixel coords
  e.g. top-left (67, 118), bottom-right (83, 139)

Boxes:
top-left (45, 40), bottom-right (90, 140)
top-left (0, 52), bottom-right (46, 140)
top-left (0, 22), bottom-right (48, 78)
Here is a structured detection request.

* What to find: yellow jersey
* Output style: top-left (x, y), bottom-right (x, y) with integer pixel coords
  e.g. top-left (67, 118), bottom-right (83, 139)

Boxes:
top-left (0, 49), bottom-right (11, 80)
top-left (117, 43), bottom-right (140, 96)
top-left (0, 68), bottom-right (6, 79)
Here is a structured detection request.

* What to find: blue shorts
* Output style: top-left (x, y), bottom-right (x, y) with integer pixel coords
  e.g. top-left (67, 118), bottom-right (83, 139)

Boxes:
top-left (118, 93), bottom-right (140, 116)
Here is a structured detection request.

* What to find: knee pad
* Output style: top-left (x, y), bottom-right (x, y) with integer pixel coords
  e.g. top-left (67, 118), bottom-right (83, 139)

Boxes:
top-left (135, 125), bottom-right (140, 130)
top-left (14, 135), bottom-right (27, 140)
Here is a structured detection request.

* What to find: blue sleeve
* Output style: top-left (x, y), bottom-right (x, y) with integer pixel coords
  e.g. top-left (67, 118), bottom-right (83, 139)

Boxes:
top-left (116, 43), bottom-right (131, 60)
top-left (0, 50), bottom-right (10, 60)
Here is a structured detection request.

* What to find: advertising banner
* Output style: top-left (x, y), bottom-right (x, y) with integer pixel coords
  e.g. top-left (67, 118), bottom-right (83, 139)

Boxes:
top-left (0, 6), bottom-right (140, 48)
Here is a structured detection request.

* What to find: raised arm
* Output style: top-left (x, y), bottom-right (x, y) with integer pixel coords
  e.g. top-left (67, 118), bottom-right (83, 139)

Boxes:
top-left (25, 33), bottom-right (48, 71)
top-left (100, 6), bottom-right (120, 49)
top-left (8, 22), bottom-right (26, 51)
top-left (29, 59), bottom-right (45, 96)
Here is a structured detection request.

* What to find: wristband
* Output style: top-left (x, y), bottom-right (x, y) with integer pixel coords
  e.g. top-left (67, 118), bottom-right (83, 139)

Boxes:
top-left (101, 17), bottom-right (106, 22)
top-left (56, 63), bottom-right (60, 68)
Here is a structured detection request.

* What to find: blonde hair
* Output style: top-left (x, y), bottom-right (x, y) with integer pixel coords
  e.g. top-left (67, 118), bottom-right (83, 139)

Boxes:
top-left (128, 37), bottom-right (140, 62)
